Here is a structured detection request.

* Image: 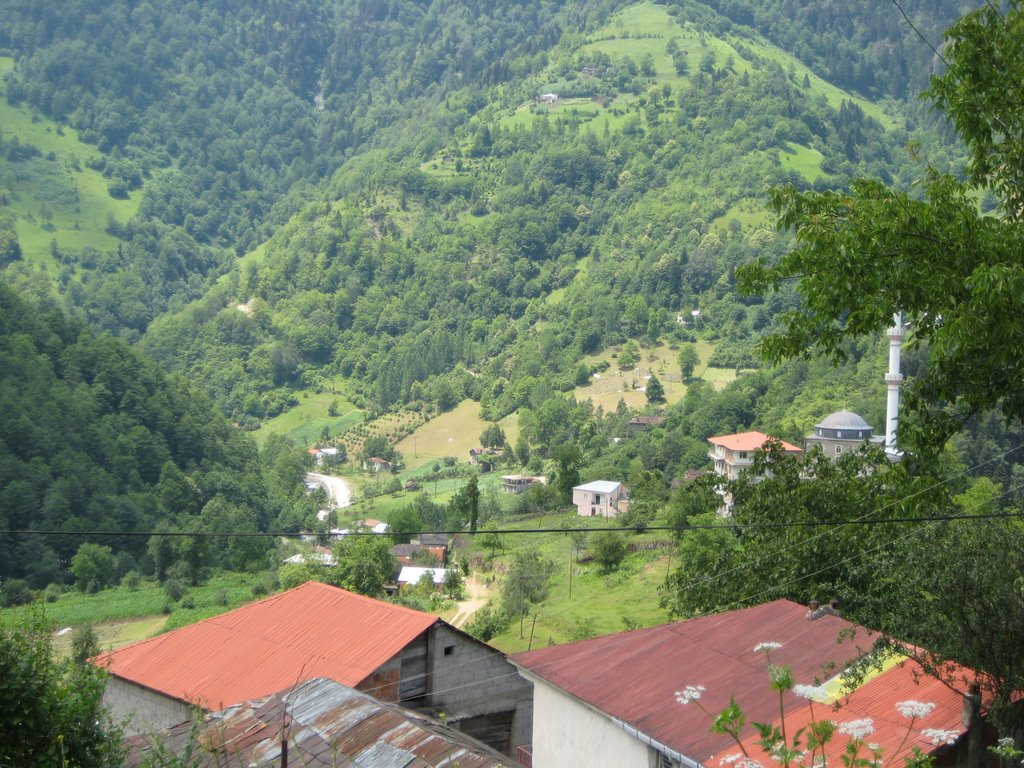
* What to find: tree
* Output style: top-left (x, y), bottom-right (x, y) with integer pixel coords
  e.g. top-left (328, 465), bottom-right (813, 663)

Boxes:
top-left (552, 443), bottom-right (582, 503)
top-left (501, 549), bottom-right (555, 618)
top-left (0, 612), bottom-right (122, 767)
top-left (480, 423), bottom-right (506, 449)
top-left (442, 566), bottom-right (464, 599)
top-left (737, 2), bottom-right (1024, 457)
top-left (332, 534), bottom-right (397, 597)
top-left (590, 530), bottom-right (627, 573)
top-left (70, 543), bottom-right (117, 593)
top-left (678, 343), bottom-right (700, 379)
top-left (387, 505), bottom-right (423, 544)
top-left (478, 520), bottom-right (505, 558)
top-left (861, 515), bottom-right (1024, 736)
top-left (645, 374), bottom-right (665, 404)
top-left (466, 475), bottom-right (480, 532)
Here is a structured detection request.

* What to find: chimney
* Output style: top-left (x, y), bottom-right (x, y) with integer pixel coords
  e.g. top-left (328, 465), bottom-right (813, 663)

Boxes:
top-left (806, 598), bottom-right (840, 620)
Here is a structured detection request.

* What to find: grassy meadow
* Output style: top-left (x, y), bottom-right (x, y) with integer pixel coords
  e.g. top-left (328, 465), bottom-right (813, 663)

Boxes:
top-left (462, 510), bottom-right (673, 653)
top-left (252, 388), bottom-right (363, 447)
top-left (0, 57), bottom-right (137, 269)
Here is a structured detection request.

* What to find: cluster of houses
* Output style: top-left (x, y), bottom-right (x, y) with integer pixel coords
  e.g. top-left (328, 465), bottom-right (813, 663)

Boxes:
top-left (100, 583), bottom-right (986, 768)
top-left (288, 526), bottom-right (455, 592)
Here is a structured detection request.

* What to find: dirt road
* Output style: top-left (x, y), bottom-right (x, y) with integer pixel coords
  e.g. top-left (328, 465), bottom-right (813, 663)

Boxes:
top-left (306, 473), bottom-right (352, 509)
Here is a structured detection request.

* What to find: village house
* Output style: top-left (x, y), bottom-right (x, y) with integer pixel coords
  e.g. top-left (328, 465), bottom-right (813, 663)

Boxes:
top-left (707, 430), bottom-right (802, 514)
top-left (96, 582), bottom-right (532, 755)
top-left (510, 599), bottom-right (982, 768)
top-left (572, 480), bottom-right (629, 518)
top-left (628, 415), bottom-right (666, 433)
top-left (500, 474), bottom-right (546, 494)
top-left (363, 456), bottom-right (393, 473)
top-left (125, 677), bottom-right (518, 768)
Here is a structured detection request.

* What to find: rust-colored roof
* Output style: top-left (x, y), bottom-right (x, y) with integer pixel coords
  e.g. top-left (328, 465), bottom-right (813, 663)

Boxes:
top-left (124, 677), bottom-right (518, 768)
top-left (509, 602), bottom-right (966, 765)
top-left (708, 430), bottom-right (802, 453)
top-left (97, 582), bottom-right (438, 711)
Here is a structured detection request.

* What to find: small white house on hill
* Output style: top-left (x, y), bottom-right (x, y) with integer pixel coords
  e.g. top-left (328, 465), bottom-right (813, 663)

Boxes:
top-left (572, 480), bottom-right (628, 518)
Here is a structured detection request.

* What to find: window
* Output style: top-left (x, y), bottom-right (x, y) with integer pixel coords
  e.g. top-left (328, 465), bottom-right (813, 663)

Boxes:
top-left (444, 645), bottom-right (455, 656)
top-left (835, 445), bottom-right (843, 454)
top-left (593, 494), bottom-right (602, 504)
top-left (738, 451), bottom-right (748, 459)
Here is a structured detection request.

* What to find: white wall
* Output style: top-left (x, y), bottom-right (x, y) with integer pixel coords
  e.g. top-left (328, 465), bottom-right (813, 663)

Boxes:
top-left (104, 675), bottom-right (194, 736)
top-left (523, 671), bottom-right (651, 768)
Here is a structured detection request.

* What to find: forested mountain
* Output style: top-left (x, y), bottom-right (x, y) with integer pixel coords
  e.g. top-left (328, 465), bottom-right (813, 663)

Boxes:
top-left (0, 0), bottom-right (984, 583)
top-left (0, 284), bottom-right (316, 590)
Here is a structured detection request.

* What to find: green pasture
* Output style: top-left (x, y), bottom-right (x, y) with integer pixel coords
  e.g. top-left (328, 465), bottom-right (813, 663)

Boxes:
top-left (574, 339), bottom-right (713, 411)
top-left (778, 141), bottom-right (828, 182)
top-left (470, 511), bottom-right (672, 653)
top-left (0, 57), bottom-right (137, 267)
top-left (252, 390), bottom-right (363, 447)
top-left (1, 573), bottom-right (263, 637)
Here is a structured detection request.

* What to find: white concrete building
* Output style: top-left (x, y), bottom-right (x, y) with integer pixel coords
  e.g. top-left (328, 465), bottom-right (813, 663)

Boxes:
top-left (571, 480), bottom-right (629, 517)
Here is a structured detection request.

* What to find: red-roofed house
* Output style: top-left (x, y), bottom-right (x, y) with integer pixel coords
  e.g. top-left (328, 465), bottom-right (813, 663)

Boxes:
top-left (510, 600), bottom-right (980, 768)
top-left (97, 582), bottom-right (532, 755)
top-left (707, 431), bottom-right (802, 514)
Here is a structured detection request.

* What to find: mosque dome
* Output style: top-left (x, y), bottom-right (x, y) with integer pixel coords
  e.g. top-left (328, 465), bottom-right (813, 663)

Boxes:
top-left (813, 410), bottom-right (874, 440)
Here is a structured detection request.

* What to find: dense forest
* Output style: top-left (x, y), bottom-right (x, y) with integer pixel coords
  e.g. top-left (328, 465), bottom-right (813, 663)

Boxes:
top-left (0, 283), bottom-right (317, 593)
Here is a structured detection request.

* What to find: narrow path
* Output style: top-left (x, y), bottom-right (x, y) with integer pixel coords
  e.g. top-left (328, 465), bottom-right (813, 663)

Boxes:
top-left (449, 575), bottom-right (491, 629)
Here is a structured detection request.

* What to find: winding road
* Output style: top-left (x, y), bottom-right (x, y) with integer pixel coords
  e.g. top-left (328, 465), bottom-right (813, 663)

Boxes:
top-left (306, 473), bottom-right (353, 509)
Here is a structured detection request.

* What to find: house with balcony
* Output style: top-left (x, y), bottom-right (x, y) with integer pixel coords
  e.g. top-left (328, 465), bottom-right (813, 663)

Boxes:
top-left (707, 431), bottom-right (801, 514)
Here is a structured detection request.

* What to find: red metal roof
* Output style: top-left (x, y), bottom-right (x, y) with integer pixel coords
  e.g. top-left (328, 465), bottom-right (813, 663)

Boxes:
top-left (708, 430), bottom-right (802, 453)
top-left (510, 600), bottom-right (970, 763)
top-left (97, 582), bottom-right (438, 711)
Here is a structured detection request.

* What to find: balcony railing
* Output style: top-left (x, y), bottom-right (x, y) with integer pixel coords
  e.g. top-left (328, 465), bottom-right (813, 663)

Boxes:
top-left (515, 745), bottom-right (534, 767)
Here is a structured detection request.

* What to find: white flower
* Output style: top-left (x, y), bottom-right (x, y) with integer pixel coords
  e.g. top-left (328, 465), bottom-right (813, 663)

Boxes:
top-left (793, 684), bottom-right (828, 700)
top-left (754, 642), bottom-right (783, 653)
top-left (838, 718), bottom-right (875, 740)
top-left (922, 729), bottom-right (961, 746)
top-left (896, 700), bottom-right (936, 719)
top-left (675, 685), bottom-right (705, 704)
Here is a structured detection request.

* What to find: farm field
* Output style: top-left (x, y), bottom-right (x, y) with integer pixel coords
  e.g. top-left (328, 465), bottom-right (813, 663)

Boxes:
top-left (2, 573), bottom-right (269, 652)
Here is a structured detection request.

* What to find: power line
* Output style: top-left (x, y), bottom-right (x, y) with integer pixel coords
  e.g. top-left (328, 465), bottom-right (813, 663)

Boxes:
top-left (5, 509), bottom-right (1023, 540)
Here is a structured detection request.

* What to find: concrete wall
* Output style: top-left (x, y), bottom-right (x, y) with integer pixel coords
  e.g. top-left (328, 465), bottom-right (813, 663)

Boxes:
top-left (522, 672), bottom-right (651, 768)
top-left (427, 623), bottom-right (533, 755)
top-left (104, 675), bottom-right (194, 736)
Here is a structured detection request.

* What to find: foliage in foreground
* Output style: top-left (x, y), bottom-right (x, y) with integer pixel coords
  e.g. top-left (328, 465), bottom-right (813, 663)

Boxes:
top-left (0, 611), bottom-right (123, 768)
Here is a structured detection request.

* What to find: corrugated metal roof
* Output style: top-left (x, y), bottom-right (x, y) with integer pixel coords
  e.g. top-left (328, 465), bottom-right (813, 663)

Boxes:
top-left (398, 567), bottom-right (452, 585)
top-left (97, 582), bottom-right (439, 710)
top-left (511, 600), bottom-right (887, 762)
top-left (708, 431), bottom-right (802, 453)
top-left (573, 480), bottom-right (622, 493)
top-left (125, 677), bottom-right (518, 768)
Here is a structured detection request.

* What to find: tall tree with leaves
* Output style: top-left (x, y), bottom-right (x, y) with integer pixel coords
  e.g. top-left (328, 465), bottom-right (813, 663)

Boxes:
top-left (738, 2), bottom-right (1024, 458)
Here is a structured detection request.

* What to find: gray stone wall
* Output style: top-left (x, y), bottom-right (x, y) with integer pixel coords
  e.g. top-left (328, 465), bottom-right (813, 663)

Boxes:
top-left (426, 623), bottom-right (533, 754)
top-left (104, 675), bottom-right (194, 736)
